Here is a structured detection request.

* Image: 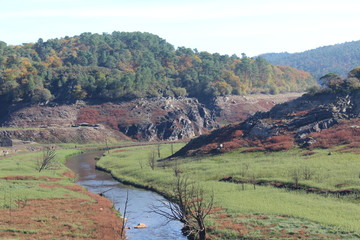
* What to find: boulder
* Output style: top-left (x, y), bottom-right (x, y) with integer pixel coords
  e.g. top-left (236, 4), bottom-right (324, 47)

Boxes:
top-left (134, 223), bottom-right (147, 229)
top-left (0, 133), bottom-right (12, 147)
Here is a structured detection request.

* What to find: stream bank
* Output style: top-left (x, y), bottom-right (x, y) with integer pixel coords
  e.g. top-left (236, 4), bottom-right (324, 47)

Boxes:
top-left (66, 151), bottom-right (187, 240)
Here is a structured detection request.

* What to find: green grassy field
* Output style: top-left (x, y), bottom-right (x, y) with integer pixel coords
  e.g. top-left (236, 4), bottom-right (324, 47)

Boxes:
top-left (97, 144), bottom-right (360, 239)
top-left (0, 146), bottom-right (125, 240)
top-left (0, 149), bottom-right (88, 209)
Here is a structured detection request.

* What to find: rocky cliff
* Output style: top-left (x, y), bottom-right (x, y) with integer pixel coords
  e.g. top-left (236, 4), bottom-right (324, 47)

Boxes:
top-left (173, 91), bottom-right (360, 156)
top-left (76, 97), bottom-right (218, 141)
top-left (0, 93), bottom-right (301, 144)
top-left (0, 97), bottom-right (217, 143)
top-left (213, 93), bottom-right (301, 125)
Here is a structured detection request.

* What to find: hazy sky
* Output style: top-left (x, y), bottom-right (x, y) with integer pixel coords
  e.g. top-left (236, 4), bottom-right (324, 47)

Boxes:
top-left (1, 0), bottom-right (359, 56)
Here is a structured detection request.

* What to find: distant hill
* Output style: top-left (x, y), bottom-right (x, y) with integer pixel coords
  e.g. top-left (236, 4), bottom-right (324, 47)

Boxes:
top-left (260, 40), bottom-right (360, 80)
top-left (0, 32), bottom-right (315, 105)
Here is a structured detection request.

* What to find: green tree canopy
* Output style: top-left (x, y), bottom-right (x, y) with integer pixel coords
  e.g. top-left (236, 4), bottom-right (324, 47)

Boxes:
top-left (0, 32), bottom-right (316, 104)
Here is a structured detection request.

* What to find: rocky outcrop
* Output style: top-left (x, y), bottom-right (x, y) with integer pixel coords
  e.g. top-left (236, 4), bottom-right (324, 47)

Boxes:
top-left (0, 93), bottom-right (302, 143)
top-left (0, 132), bottom-right (12, 147)
top-left (2, 104), bottom-right (80, 128)
top-left (92, 97), bottom-right (218, 141)
top-left (173, 91), bottom-right (360, 156)
top-left (213, 93), bottom-right (302, 124)
top-left (0, 124), bottom-right (128, 144)
top-left (1, 97), bottom-right (218, 143)
top-left (242, 93), bottom-right (355, 140)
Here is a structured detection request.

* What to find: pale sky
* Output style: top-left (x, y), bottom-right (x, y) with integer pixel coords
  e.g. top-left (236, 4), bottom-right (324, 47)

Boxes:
top-left (1, 0), bottom-right (359, 56)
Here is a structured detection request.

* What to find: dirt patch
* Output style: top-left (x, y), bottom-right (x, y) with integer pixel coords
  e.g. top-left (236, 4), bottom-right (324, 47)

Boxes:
top-left (1, 175), bottom-right (61, 181)
top-left (112, 149), bottom-right (127, 153)
top-left (64, 184), bottom-right (86, 192)
top-left (0, 193), bottom-right (124, 240)
top-left (61, 171), bottom-right (76, 178)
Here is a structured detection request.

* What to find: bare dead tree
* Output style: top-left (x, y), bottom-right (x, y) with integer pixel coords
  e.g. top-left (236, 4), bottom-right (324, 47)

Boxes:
top-left (302, 166), bottom-right (315, 180)
top-left (157, 144), bottom-right (161, 158)
top-left (289, 168), bottom-right (302, 188)
top-left (105, 136), bottom-right (110, 154)
top-left (120, 190), bottom-right (129, 238)
top-left (239, 162), bottom-right (250, 177)
top-left (171, 143), bottom-right (174, 155)
top-left (187, 186), bottom-right (214, 240)
top-left (37, 146), bottom-right (57, 172)
top-left (173, 159), bottom-right (182, 177)
top-left (138, 158), bottom-right (144, 169)
top-left (251, 173), bottom-right (257, 190)
top-left (148, 151), bottom-right (156, 170)
top-left (151, 176), bottom-right (214, 240)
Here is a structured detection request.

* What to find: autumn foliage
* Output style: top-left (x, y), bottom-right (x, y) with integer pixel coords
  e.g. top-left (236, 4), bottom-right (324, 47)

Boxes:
top-left (0, 32), bottom-right (315, 105)
top-left (308, 119), bottom-right (360, 150)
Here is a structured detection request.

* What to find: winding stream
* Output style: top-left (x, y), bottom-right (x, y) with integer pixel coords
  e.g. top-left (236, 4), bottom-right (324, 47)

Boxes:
top-left (66, 151), bottom-right (187, 240)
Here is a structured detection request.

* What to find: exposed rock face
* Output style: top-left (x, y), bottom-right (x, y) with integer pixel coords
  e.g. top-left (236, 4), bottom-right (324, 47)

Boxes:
top-left (213, 93), bottom-right (302, 124)
top-left (0, 97), bottom-right (218, 143)
top-left (2, 104), bottom-right (80, 128)
top-left (0, 132), bottom-right (12, 147)
top-left (244, 93), bottom-right (354, 141)
top-left (173, 91), bottom-right (360, 156)
top-left (0, 125), bottom-right (128, 144)
top-left (0, 93), bottom-right (302, 143)
top-left (79, 97), bottom-right (218, 141)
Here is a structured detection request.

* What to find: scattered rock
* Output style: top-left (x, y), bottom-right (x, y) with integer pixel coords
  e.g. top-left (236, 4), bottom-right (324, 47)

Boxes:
top-left (134, 223), bottom-right (147, 229)
top-left (0, 133), bottom-right (12, 147)
top-left (173, 91), bottom-right (360, 156)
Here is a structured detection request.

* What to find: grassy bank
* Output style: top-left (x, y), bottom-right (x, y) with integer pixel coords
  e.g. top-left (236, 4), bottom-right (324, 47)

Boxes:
top-left (97, 144), bottom-right (360, 239)
top-left (0, 147), bottom-right (124, 240)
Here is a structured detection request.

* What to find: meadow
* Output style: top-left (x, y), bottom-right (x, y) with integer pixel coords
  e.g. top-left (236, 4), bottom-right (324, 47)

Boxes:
top-left (0, 147), bottom-right (124, 239)
top-left (97, 143), bottom-right (360, 239)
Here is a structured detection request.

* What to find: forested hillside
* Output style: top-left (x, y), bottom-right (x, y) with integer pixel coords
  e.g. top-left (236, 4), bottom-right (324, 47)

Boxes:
top-left (260, 40), bottom-right (360, 80)
top-left (0, 32), bottom-right (315, 104)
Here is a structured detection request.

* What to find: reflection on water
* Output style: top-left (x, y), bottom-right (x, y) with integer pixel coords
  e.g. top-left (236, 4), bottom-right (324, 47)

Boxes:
top-left (66, 151), bottom-right (187, 240)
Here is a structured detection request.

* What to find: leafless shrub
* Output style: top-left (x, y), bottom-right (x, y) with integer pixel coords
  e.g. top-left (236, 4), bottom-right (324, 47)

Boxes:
top-left (239, 162), bottom-right (250, 177)
top-left (302, 166), bottom-right (315, 180)
top-left (157, 144), bottom-right (161, 158)
top-left (289, 168), bottom-right (302, 188)
top-left (151, 176), bottom-right (213, 240)
top-left (138, 158), bottom-right (144, 169)
top-left (173, 159), bottom-right (183, 177)
top-left (37, 146), bottom-right (57, 172)
top-left (119, 190), bottom-right (129, 238)
top-left (148, 151), bottom-right (156, 170)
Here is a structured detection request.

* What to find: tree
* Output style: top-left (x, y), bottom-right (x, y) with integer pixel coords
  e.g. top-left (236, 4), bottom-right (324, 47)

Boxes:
top-left (37, 146), bottom-right (57, 172)
top-left (319, 73), bottom-right (342, 90)
top-left (0, 32), bottom-right (317, 105)
top-left (151, 176), bottom-right (213, 240)
top-left (72, 84), bottom-right (87, 100)
top-left (31, 87), bottom-right (53, 103)
top-left (148, 151), bottom-right (156, 170)
top-left (348, 67), bottom-right (360, 79)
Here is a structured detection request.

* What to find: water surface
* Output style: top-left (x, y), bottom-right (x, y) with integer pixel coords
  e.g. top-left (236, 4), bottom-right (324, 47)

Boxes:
top-left (66, 151), bottom-right (187, 240)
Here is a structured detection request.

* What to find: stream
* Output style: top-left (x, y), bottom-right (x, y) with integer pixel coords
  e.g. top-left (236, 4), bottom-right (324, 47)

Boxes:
top-left (66, 151), bottom-right (187, 240)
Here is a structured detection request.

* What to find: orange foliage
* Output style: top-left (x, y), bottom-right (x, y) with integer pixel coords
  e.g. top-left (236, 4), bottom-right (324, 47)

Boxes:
top-left (308, 120), bottom-right (360, 149)
top-left (242, 146), bottom-right (266, 153)
top-left (77, 106), bottom-right (133, 130)
top-left (263, 135), bottom-right (294, 151)
top-left (77, 108), bottom-right (100, 125)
